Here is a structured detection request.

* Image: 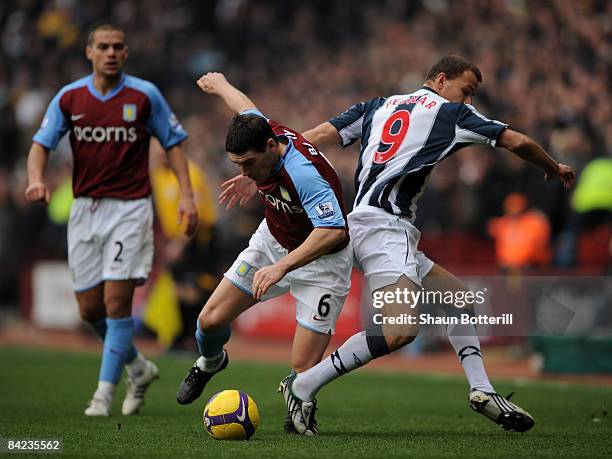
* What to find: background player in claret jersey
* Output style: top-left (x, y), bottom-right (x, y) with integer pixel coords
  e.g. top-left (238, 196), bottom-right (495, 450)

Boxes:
top-left (175, 73), bottom-right (351, 436)
top-left (25, 24), bottom-right (198, 416)
top-left (222, 55), bottom-right (575, 435)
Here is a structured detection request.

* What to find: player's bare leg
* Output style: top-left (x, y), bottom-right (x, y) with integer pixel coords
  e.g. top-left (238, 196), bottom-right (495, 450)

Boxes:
top-left (177, 278), bottom-right (258, 405)
top-left (76, 283), bottom-right (106, 325)
top-left (422, 264), bottom-right (534, 432)
top-left (291, 325), bottom-right (331, 373)
top-left (378, 275), bottom-right (421, 351)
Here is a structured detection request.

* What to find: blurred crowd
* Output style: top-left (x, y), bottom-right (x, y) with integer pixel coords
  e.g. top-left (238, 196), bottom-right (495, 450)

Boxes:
top-left (1, 0), bottom-right (611, 309)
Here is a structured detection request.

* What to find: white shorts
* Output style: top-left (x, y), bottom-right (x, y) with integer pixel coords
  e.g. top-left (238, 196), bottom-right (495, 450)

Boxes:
top-left (348, 206), bottom-right (434, 292)
top-left (68, 197), bottom-right (154, 291)
top-left (224, 219), bottom-right (352, 334)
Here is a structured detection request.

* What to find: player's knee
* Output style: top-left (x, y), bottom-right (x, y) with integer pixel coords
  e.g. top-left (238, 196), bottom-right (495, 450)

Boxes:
top-left (76, 294), bottom-right (105, 323)
top-left (197, 313), bottom-right (209, 332)
top-left (104, 295), bottom-right (131, 318)
top-left (385, 333), bottom-right (417, 351)
top-left (198, 307), bottom-right (227, 332)
top-left (79, 305), bottom-right (105, 323)
top-left (382, 320), bottom-right (419, 351)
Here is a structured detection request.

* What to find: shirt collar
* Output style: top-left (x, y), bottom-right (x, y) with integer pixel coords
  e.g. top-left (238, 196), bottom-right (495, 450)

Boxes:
top-left (420, 86), bottom-right (439, 96)
top-left (87, 73), bottom-right (126, 102)
top-left (271, 135), bottom-right (293, 175)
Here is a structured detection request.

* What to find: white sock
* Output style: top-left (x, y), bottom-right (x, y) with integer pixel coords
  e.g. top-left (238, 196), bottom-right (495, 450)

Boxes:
top-left (447, 323), bottom-right (494, 393)
top-left (94, 381), bottom-right (116, 403)
top-left (125, 353), bottom-right (147, 379)
top-left (293, 331), bottom-right (373, 401)
top-left (196, 351), bottom-right (225, 372)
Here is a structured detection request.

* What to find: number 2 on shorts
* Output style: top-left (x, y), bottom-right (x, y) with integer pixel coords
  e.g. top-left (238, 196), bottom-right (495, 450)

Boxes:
top-left (113, 241), bottom-right (124, 262)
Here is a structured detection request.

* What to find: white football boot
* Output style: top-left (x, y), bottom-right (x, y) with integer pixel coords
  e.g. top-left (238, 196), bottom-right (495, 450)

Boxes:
top-left (121, 360), bottom-right (160, 415)
top-left (469, 390), bottom-right (535, 432)
top-left (278, 374), bottom-right (318, 436)
top-left (84, 396), bottom-right (111, 416)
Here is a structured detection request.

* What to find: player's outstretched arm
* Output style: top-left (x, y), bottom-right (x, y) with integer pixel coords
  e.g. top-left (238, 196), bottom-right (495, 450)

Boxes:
top-left (302, 122), bottom-right (342, 148)
top-left (252, 228), bottom-right (346, 299)
top-left (498, 128), bottom-right (576, 188)
top-left (25, 142), bottom-right (51, 204)
top-left (166, 144), bottom-right (199, 236)
top-left (196, 72), bottom-right (256, 114)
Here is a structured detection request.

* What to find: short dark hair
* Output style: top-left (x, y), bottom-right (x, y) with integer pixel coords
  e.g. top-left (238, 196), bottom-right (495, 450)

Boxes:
top-left (425, 55), bottom-right (482, 83)
top-left (87, 24), bottom-right (125, 45)
top-left (225, 114), bottom-right (277, 155)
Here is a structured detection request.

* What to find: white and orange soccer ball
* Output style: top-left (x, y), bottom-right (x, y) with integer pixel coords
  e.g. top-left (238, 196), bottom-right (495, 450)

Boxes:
top-left (203, 390), bottom-right (260, 440)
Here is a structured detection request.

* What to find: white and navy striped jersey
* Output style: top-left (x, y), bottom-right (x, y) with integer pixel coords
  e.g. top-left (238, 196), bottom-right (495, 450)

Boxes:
top-left (329, 87), bottom-right (507, 221)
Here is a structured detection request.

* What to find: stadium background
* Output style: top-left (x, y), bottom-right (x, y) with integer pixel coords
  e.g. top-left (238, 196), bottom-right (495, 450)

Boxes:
top-left (1, 0), bottom-right (611, 401)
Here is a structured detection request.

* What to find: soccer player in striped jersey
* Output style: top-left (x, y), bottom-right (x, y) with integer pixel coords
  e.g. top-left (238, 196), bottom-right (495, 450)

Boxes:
top-left (25, 24), bottom-right (198, 416)
top-left (175, 74), bottom-right (351, 437)
top-left (223, 55), bottom-right (575, 434)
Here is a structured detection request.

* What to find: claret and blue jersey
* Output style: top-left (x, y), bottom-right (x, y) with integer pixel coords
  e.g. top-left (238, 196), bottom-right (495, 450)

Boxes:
top-left (329, 87), bottom-right (508, 221)
top-left (243, 109), bottom-right (349, 254)
top-left (33, 73), bottom-right (187, 199)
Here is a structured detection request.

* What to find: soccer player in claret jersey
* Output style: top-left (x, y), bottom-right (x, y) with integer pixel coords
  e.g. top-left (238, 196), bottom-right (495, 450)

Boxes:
top-left (222, 55), bottom-right (576, 434)
top-left (25, 24), bottom-right (198, 416)
top-left (175, 72), bottom-right (351, 437)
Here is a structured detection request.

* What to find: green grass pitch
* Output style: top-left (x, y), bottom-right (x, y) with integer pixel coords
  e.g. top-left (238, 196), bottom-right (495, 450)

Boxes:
top-left (1, 347), bottom-right (611, 458)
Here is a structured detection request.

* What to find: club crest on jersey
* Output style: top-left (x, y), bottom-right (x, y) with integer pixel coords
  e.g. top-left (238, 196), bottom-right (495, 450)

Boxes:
top-left (122, 104), bottom-right (137, 122)
top-left (279, 186), bottom-right (291, 202)
top-left (315, 201), bottom-right (335, 219)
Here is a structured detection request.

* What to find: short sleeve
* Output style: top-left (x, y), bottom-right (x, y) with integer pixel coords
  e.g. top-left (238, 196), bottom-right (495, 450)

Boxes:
top-left (32, 92), bottom-right (70, 150)
top-left (329, 97), bottom-right (386, 148)
top-left (284, 155), bottom-right (346, 228)
top-left (453, 103), bottom-right (507, 146)
top-left (145, 83), bottom-right (188, 149)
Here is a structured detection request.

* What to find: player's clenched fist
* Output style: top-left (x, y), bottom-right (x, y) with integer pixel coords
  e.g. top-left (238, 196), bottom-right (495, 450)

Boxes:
top-left (25, 181), bottom-right (50, 204)
top-left (555, 163), bottom-right (576, 189)
top-left (196, 72), bottom-right (229, 95)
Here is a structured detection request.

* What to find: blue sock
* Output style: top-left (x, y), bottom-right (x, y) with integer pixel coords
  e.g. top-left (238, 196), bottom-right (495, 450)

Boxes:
top-left (89, 318), bottom-right (138, 363)
top-left (195, 321), bottom-right (231, 358)
top-left (99, 317), bottom-right (135, 384)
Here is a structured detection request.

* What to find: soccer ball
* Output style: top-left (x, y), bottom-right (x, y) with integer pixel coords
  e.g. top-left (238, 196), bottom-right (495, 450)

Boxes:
top-left (203, 390), bottom-right (260, 440)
